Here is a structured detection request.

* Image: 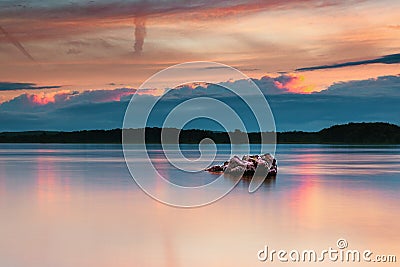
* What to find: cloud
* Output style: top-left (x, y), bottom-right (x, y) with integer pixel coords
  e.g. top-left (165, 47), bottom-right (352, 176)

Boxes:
top-left (0, 0), bottom-right (355, 53)
top-left (1, 90), bottom-right (399, 132)
top-left (296, 53), bottom-right (400, 71)
top-left (268, 74), bottom-right (314, 94)
top-left (64, 38), bottom-right (114, 55)
top-left (204, 66), bottom-right (260, 72)
top-left (0, 101), bottom-right (129, 132)
top-left (134, 16), bottom-right (146, 53)
top-left (220, 74), bottom-right (314, 94)
top-left (0, 82), bottom-right (61, 91)
top-left (0, 74), bottom-right (399, 132)
top-left (0, 88), bottom-right (136, 109)
top-left (0, 0), bottom-right (348, 21)
top-left (66, 48), bottom-right (82, 55)
top-left (317, 75), bottom-right (400, 96)
top-left (0, 91), bottom-right (77, 108)
top-left (268, 94), bottom-right (400, 131)
top-left (0, 25), bottom-right (35, 61)
top-left (159, 76), bottom-right (293, 99)
top-left (165, 74), bottom-right (400, 98)
top-left (160, 73), bottom-right (315, 98)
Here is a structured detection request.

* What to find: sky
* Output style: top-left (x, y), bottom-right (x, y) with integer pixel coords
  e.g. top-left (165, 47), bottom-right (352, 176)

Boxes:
top-left (0, 0), bottom-right (399, 131)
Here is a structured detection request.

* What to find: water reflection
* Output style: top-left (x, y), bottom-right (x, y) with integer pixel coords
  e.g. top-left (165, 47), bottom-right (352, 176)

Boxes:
top-left (223, 173), bottom-right (277, 191)
top-left (35, 152), bottom-right (72, 205)
top-left (0, 144), bottom-right (399, 266)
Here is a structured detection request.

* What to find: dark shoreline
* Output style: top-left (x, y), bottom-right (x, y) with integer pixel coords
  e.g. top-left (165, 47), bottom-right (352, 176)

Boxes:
top-left (1, 122), bottom-right (399, 145)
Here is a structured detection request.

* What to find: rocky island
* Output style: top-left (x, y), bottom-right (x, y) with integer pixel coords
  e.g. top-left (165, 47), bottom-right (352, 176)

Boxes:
top-left (206, 153), bottom-right (277, 178)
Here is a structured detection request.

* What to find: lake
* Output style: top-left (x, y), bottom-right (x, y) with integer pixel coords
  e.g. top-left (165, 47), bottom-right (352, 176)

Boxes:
top-left (0, 144), bottom-right (399, 266)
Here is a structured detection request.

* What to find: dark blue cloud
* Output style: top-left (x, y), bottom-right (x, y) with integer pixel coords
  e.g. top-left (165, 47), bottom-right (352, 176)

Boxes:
top-left (0, 76), bottom-right (399, 132)
top-left (296, 53), bottom-right (400, 71)
top-left (1, 93), bottom-right (398, 132)
top-left (0, 82), bottom-right (61, 91)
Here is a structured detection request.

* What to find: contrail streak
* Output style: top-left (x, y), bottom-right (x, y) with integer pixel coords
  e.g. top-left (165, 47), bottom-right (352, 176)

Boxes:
top-left (0, 26), bottom-right (35, 62)
top-left (134, 17), bottom-right (146, 53)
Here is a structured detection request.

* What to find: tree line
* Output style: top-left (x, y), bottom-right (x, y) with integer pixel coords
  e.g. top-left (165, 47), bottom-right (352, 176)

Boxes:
top-left (0, 122), bottom-right (399, 144)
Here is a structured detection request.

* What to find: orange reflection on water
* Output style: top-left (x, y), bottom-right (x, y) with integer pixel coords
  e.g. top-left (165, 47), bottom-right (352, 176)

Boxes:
top-left (150, 151), bottom-right (173, 204)
top-left (35, 152), bottom-right (71, 205)
top-left (287, 152), bottom-right (326, 228)
top-left (136, 151), bottom-right (181, 267)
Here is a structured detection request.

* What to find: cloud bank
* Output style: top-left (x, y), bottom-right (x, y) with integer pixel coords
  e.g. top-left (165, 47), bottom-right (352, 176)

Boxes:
top-left (0, 75), bottom-right (399, 132)
top-left (316, 75), bottom-right (400, 96)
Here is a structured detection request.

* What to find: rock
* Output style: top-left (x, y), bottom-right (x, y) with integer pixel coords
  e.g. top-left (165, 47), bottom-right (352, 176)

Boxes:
top-left (206, 153), bottom-right (277, 177)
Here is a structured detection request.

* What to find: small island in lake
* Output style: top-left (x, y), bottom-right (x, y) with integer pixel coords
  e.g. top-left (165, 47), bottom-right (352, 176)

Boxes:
top-left (206, 153), bottom-right (278, 178)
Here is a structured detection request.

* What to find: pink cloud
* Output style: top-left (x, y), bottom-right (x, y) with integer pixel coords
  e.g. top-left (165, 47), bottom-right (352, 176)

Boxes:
top-left (272, 74), bottom-right (315, 94)
top-left (15, 88), bottom-right (137, 106)
top-left (26, 90), bottom-right (74, 105)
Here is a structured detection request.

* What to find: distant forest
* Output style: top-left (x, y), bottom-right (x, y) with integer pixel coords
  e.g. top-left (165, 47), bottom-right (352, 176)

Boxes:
top-left (0, 122), bottom-right (400, 144)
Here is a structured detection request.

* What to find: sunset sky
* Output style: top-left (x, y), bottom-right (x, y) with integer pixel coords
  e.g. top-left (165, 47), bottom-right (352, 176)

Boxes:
top-left (0, 0), bottom-right (399, 131)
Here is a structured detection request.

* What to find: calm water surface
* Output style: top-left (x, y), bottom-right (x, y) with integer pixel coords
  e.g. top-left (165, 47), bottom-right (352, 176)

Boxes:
top-left (0, 144), bottom-right (399, 266)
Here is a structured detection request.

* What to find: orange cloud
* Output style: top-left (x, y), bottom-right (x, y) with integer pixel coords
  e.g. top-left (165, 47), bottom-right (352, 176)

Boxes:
top-left (273, 74), bottom-right (315, 94)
